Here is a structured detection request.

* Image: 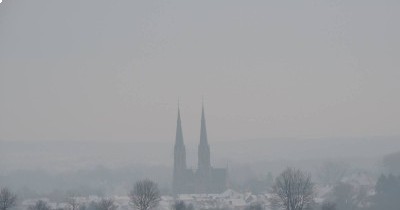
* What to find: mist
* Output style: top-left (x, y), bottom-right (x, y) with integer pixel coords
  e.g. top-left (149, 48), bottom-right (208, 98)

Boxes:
top-left (1, 1), bottom-right (400, 210)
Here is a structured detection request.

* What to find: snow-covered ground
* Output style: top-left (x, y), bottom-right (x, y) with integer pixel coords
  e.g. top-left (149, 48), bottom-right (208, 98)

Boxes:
top-left (17, 173), bottom-right (377, 210)
top-left (19, 190), bottom-right (269, 210)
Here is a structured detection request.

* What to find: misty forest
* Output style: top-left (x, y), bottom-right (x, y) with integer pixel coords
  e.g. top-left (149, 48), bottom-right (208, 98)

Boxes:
top-left (1, 1), bottom-right (400, 210)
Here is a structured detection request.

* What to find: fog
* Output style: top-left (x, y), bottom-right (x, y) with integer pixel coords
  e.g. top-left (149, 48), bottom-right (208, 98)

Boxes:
top-left (1, 137), bottom-right (399, 195)
top-left (1, 1), bottom-right (400, 210)
top-left (1, 0), bottom-right (399, 142)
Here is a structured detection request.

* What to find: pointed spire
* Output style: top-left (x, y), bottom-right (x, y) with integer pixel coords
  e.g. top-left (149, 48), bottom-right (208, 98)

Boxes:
top-left (200, 101), bottom-right (208, 145)
top-left (174, 99), bottom-right (187, 194)
top-left (198, 100), bottom-right (211, 174)
top-left (175, 101), bottom-right (184, 145)
top-left (177, 99), bottom-right (181, 122)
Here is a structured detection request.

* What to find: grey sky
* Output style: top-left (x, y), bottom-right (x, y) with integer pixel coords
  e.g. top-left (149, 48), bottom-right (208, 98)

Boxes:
top-left (0, 0), bottom-right (399, 142)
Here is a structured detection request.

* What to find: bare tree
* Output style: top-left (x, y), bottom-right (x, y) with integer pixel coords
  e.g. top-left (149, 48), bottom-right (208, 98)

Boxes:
top-left (94, 198), bottom-right (117, 210)
top-left (66, 196), bottom-right (80, 210)
top-left (28, 200), bottom-right (51, 210)
top-left (0, 188), bottom-right (17, 210)
top-left (129, 179), bottom-right (160, 210)
top-left (269, 168), bottom-right (314, 210)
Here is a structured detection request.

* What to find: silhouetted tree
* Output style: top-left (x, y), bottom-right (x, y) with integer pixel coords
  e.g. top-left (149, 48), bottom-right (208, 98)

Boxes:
top-left (129, 179), bottom-right (160, 210)
top-left (0, 188), bottom-right (17, 210)
top-left (94, 198), bottom-right (117, 210)
top-left (269, 168), bottom-right (314, 210)
top-left (28, 200), bottom-right (51, 210)
top-left (66, 196), bottom-right (80, 210)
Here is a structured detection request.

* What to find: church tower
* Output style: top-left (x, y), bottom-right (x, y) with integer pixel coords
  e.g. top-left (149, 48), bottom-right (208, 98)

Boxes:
top-left (172, 102), bottom-right (227, 194)
top-left (173, 106), bottom-right (187, 193)
top-left (197, 104), bottom-right (211, 192)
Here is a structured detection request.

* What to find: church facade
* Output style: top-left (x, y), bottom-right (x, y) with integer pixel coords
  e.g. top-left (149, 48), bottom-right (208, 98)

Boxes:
top-left (173, 105), bottom-right (227, 194)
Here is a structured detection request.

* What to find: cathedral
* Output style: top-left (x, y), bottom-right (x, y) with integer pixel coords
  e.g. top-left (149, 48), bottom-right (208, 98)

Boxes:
top-left (173, 105), bottom-right (227, 194)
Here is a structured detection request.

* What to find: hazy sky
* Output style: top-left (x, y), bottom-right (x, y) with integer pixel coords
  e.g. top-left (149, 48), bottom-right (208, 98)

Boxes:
top-left (0, 0), bottom-right (399, 143)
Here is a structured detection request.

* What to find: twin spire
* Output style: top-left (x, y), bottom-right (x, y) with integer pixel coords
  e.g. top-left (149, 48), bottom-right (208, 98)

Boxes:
top-left (173, 100), bottom-right (227, 194)
top-left (176, 101), bottom-right (208, 145)
top-left (174, 100), bottom-right (211, 170)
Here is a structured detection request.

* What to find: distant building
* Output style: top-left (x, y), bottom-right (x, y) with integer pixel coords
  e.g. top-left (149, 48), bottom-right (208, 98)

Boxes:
top-left (173, 104), bottom-right (227, 194)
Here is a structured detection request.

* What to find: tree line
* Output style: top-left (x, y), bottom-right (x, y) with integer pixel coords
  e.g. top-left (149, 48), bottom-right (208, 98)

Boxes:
top-left (0, 179), bottom-right (160, 210)
top-left (2, 167), bottom-right (400, 210)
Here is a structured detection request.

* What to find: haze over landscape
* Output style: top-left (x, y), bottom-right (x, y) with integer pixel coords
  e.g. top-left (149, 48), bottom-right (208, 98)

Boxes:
top-left (1, 0), bottom-right (399, 142)
top-left (0, 1), bottom-right (399, 210)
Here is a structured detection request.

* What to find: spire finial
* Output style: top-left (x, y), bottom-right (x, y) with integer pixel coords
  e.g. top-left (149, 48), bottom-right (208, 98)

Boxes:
top-left (178, 97), bottom-right (180, 111)
top-left (177, 97), bottom-right (181, 123)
